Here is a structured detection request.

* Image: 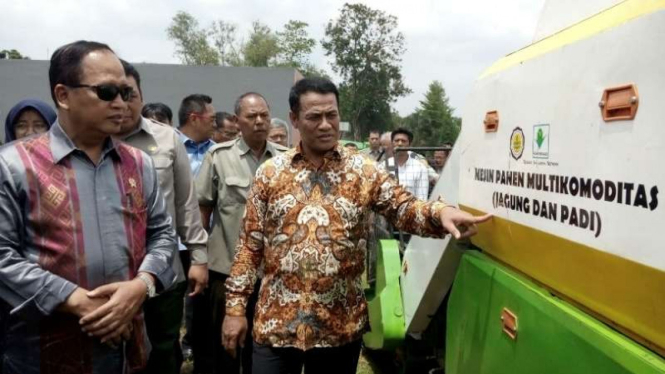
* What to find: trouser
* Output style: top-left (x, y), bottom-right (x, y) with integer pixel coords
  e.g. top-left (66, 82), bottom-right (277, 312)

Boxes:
top-left (179, 250), bottom-right (194, 353)
top-left (192, 270), bottom-right (259, 374)
top-left (142, 280), bottom-right (187, 374)
top-left (252, 340), bottom-right (362, 374)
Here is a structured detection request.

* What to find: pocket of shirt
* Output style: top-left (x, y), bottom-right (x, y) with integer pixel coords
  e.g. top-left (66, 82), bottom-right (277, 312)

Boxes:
top-left (153, 156), bottom-right (172, 170)
top-left (222, 176), bottom-right (250, 205)
top-left (152, 156), bottom-right (173, 189)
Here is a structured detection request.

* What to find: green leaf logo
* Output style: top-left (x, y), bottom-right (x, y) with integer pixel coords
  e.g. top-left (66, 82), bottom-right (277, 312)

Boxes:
top-left (536, 128), bottom-right (546, 149)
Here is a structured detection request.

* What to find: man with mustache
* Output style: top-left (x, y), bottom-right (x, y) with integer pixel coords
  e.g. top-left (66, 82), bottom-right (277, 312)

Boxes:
top-left (196, 92), bottom-right (288, 373)
top-left (221, 78), bottom-right (491, 374)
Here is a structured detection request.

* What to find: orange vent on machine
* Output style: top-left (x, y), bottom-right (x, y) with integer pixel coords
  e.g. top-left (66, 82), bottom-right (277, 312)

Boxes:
top-left (600, 84), bottom-right (639, 122)
top-left (484, 110), bottom-right (499, 132)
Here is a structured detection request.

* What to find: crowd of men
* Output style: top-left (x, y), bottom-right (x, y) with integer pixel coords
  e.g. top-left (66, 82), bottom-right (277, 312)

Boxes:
top-left (0, 40), bottom-right (489, 374)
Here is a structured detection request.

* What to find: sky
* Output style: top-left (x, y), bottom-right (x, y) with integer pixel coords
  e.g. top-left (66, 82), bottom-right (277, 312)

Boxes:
top-left (0, 0), bottom-right (546, 116)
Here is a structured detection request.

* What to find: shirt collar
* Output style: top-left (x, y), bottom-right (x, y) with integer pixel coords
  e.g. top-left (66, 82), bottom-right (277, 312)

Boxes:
top-left (236, 136), bottom-right (251, 155)
top-left (393, 153), bottom-right (416, 168)
top-left (236, 137), bottom-right (279, 159)
top-left (291, 142), bottom-right (343, 165)
top-left (139, 116), bottom-right (155, 136)
top-left (177, 129), bottom-right (213, 151)
top-left (122, 116), bottom-right (154, 140)
top-left (50, 120), bottom-right (119, 164)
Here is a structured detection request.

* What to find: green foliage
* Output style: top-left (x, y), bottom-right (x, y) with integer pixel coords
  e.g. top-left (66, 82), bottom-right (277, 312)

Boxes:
top-left (405, 81), bottom-right (460, 146)
top-left (276, 20), bottom-right (315, 68)
top-left (0, 49), bottom-right (28, 59)
top-left (275, 20), bottom-right (329, 78)
top-left (297, 63), bottom-right (330, 79)
top-left (242, 21), bottom-right (280, 67)
top-left (322, 3), bottom-right (411, 140)
top-left (167, 11), bottom-right (219, 65)
top-left (209, 20), bottom-right (242, 66)
top-left (166, 12), bottom-right (328, 77)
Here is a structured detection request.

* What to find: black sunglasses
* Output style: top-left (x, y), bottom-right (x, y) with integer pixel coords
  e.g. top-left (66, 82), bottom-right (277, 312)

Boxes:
top-left (69, 84), bottom-right (134, 102)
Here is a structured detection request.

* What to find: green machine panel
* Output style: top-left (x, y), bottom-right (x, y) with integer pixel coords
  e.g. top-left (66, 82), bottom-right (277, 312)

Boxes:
top-left (446, 251), bottom-right (665, 374)
top-left (363, 239), bottom-right (405, 351)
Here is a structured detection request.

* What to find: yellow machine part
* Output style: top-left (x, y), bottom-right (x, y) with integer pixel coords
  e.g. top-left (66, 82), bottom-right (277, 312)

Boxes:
top-left (464, 205), bottom-right (665, 356)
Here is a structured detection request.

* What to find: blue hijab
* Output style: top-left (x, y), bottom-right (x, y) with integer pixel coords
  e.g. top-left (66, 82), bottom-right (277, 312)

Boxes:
top-left (4, 99), bottom-right (57, 143)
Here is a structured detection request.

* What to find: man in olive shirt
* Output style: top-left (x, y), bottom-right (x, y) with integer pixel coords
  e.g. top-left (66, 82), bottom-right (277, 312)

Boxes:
top-left (118, 61), bottom-right (209, 374)
top-left (196, 92), bottom-right (287, 374)
top-left (361, 129), bottom-right (383, 161)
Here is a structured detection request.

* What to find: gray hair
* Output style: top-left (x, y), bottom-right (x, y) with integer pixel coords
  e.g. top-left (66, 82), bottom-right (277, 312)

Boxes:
top-left (234, 92), bottom-right (269, 115)
top-left (270, 118), bottom-right (290, 145)
top-left (270, 117), bottom-right (288, 130)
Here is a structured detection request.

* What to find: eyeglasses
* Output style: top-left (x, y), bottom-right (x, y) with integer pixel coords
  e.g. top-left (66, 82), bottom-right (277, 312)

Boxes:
top-left (69, 84), bottom-right (134, 102)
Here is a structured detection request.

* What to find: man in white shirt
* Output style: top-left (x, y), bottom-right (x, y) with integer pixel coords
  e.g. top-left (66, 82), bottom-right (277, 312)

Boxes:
top-left (382, 127), bottom-right (430, 200)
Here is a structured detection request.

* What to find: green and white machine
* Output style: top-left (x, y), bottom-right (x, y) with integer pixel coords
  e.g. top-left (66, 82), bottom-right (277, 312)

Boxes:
top-left (364, 1), bottom-right (665, 372)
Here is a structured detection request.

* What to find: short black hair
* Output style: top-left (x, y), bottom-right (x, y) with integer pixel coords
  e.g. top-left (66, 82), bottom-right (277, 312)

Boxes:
top-left (142, 102), bottom-right (173, 124)
top-left (289, 78), bottom-right (339, 116)
top-left (391, 127), bottom-right (414, 143)
top-left (344, 142), bottom-right (358, 149)
top-left (234, 92), bottom-right (269, 116)
top-left (178, 94), bottom-right (212, 127)
top-left (120, 59), bottom-right (142, 97)
top-left (49, 40), bottom-right (114, 107)
top-left (214, 111), bottom-right (235, 129)
top-left (369, 129), bottom-right (381, 136)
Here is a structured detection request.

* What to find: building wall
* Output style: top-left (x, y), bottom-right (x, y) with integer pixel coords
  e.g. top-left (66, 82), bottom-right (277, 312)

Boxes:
top-left (0, 60), bottom-right (299, 143)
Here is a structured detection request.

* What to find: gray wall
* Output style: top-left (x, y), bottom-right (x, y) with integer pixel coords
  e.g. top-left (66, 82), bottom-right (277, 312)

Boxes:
top-left (0, 59), bottom-right (299, 142)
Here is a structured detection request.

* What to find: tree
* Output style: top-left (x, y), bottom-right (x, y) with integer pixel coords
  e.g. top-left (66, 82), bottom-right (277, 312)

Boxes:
top-left (322, 3), bottom-right (411, 140)
top-left (276, 20), bottom-right (315, 68)
top-left (166, 12), bottom-right (328, 75)
top-left (167, 11), bottom-right (219, 65)
top-left (209, 20), bottom-right (242, 66)
top-left (0, 49), bottom-right (28, 59)
top-left (242, 21), bottom-right (280, 67)
top-left (407, 81), bottom-right (461, 146)
top-left (275, 20), bottom-right (329, 78)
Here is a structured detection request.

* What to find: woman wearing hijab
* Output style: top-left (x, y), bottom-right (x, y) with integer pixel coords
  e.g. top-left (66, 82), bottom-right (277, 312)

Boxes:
top-left (4, 99), bottom-right (57, 143)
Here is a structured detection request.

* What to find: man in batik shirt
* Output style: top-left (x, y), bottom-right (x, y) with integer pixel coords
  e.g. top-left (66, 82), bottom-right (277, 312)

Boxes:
top-left (0, 41), bottom-right (176, 374)
top-left (221, 78), bottom-right (491, 374)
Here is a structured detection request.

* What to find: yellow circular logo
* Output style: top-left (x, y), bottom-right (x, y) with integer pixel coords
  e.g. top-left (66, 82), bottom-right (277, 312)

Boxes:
top-left (510, 127), bottom-right (525, 160)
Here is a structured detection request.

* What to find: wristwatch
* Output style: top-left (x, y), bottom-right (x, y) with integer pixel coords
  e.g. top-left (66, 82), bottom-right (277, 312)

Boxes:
top-left (137, 273), bottom-right (157, 298)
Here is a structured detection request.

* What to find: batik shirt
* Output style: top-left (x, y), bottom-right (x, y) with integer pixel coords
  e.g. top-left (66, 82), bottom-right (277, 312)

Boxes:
top-left (225, 144), bottom-right (449, 350)
top-left (0, 122), bottom-right (176, 374)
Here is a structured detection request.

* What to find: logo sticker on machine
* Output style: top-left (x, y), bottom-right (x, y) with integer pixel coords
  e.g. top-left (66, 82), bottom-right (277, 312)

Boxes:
top-left (510, 127), bottom-right (525, 160)
top-left (533, 124), bottom-right (550, 159)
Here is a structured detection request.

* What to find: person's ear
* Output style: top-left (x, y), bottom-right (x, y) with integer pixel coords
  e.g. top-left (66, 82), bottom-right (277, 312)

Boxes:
top-left (53, 84), bottom-right (71, 110)
top-left (289, 111), bottom-right (299, 131)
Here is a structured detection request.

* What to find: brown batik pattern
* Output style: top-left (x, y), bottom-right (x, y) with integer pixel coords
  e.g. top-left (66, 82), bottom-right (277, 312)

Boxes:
top-left (226, 144), bottom-right (448, 350)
